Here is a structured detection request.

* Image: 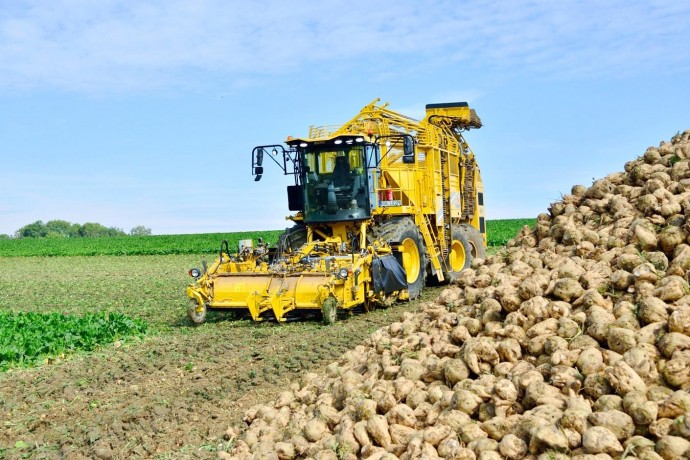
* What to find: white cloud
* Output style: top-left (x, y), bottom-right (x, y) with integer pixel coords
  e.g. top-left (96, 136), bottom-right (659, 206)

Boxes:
top-left (0, 0), bottom-right (688, 93)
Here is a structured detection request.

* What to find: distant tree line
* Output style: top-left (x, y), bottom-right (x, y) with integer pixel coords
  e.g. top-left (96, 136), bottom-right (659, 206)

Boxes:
top-left (3, 220), bottom-right (152, 239)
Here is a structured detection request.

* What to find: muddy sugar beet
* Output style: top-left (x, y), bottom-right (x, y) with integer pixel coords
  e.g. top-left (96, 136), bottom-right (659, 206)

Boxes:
top-left (221, 130), bottom-right (690, 460)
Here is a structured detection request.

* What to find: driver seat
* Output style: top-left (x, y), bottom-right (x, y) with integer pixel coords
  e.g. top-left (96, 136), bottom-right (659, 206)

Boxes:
top-left (331, 156), bottom-right (351, 188)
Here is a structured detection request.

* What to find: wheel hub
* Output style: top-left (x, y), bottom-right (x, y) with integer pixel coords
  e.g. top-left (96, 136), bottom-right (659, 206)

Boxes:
top-left (449, 240), bottom-right (467, 272)
top-left (400, 237), bottom-right (420, 283)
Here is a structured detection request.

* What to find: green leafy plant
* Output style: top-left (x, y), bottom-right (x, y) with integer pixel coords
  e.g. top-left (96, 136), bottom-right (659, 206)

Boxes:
top-left (486, 218), bottom-right (536, 246)
top-left (0, 311), bottom-right (147, 371)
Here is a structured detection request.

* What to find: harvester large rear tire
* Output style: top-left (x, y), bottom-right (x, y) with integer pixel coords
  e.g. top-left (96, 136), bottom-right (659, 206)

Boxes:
top-left (460, 224), bottom-right (486, 261)
top-left (188, 299), bottom-right (207, 325)
top-left (376, 218), bottom-right (427, 300)
top-left (443, 224), bottom-right (486, 284)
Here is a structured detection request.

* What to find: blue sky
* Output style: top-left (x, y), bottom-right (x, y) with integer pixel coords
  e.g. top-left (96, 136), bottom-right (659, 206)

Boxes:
top-left (1, 0), bottom-right (689, 235)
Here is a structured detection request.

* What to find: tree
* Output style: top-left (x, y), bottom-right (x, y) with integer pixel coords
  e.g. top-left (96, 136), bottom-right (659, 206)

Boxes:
top-left (13, 220), bottom-right (128, 238)
top-left (45, 220), bottom-right (79, 238)
top-left (15, 221), bottom-right (47, 238)
top-left (78, 222), bottom-right (126, 238)
top-left (129, 225), bottom-right (152, 236)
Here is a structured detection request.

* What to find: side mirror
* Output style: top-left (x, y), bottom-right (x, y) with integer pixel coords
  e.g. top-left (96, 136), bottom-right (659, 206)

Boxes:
top-left (251, 144), bottom-right (291, 180)
top-left (253, 147), bottom-right (265, 180)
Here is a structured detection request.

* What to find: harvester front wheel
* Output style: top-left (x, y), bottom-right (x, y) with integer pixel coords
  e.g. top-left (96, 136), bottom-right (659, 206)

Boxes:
top-left (321, 297), bottom-right (338, 325)
top-left (188, 299), bottom-right (207, 325)
top-left (379, 218), bottom-right (427, 300)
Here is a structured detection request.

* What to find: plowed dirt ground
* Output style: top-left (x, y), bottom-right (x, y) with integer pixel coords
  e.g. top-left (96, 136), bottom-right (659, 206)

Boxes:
top-left (0, 255), bottom-right (440, 459)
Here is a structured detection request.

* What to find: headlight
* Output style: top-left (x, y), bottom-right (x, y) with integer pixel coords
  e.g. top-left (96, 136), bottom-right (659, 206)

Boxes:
top-left (189, 268), bottom-right (201, 278)
top-left (338, 268), bottom-right (349, 280)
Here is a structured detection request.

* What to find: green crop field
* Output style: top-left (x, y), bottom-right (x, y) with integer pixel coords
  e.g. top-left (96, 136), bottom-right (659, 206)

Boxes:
top-left (0, 254), bottom-right (199, 329)
top-left (0, 230), bottom-right (283, 257)
top-left (0, 220), bottom-right (533, 258)
top-left (0, 254), bottom-right (197, 372)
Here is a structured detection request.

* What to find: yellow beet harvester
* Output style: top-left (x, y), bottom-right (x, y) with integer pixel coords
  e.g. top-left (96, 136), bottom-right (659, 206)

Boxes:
top-left (187, 98), bottom-right (486, 323)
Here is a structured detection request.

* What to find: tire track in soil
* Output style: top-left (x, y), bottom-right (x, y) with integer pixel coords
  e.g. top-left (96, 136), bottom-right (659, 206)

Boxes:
top-left (0, 287), bottom-right (442, 460)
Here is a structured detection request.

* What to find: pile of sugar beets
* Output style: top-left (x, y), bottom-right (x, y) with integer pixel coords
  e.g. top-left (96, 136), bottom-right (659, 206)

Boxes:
top-left (222, 130), bottom-right (690, 460)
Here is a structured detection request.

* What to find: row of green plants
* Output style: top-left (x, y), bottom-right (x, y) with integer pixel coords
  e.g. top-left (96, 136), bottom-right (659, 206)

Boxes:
top-left (0, 311), bottom-right (148, 371)
top-left (0, 220), bottom-right (534, 257)
top-left (0, 230), bottom-right (283, 257)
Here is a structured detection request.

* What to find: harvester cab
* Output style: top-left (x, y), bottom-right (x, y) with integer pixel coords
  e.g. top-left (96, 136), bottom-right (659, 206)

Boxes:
top-left (187, 98), bottom-right (487, 324)
top-left (253, 137), bottom-right (373, 217)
